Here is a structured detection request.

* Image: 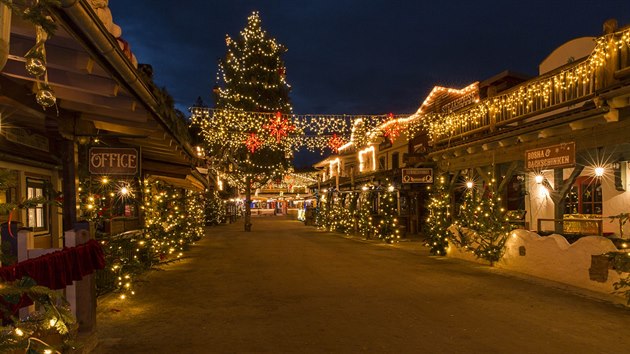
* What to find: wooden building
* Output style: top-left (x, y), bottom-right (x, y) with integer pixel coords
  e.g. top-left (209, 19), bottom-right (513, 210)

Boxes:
top-left (312, 20), bottom-right (630, 240)
top-left (0, 1), bottom-right (206, 249)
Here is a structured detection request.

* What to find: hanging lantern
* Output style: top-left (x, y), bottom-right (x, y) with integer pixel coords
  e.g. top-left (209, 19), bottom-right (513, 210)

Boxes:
top-left (36, 84), bottom-right (56, 108)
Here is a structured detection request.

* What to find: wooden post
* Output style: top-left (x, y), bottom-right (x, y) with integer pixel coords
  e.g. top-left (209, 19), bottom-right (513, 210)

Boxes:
top-left (61, 139), bottom-right (78, 231)
top-left (244, 176), bottom-right (252, 232)
top-left (553, 168), bottom-right (565, 234)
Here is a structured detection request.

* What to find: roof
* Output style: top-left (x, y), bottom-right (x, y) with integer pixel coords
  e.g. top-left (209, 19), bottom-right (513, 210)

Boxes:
top-left (0, 0), bottom-right (206, 190)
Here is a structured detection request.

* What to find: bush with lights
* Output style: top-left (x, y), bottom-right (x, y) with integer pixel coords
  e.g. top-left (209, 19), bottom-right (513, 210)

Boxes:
top-left (89, 179), bottom-right (205, 299)
top-left (0, 277), bottom-right (78, 353)
top-left (454, 179), bottom-right (513, 265)
top-left (374, 186), bottom-right (400, 243)
top-left (423, 175), bottom-right (452, 255)
top-left (205, 191), bottom-right (226, 225)
top-left (354, 191), bottom-right (376, 239)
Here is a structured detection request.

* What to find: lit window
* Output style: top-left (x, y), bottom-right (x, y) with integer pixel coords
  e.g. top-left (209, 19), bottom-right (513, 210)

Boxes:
top-left (26, 178), bottom-right (48, 231)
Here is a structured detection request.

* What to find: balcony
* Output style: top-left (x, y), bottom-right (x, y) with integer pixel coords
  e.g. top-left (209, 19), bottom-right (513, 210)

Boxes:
top-left (424, 29), bottom-right (630, 151)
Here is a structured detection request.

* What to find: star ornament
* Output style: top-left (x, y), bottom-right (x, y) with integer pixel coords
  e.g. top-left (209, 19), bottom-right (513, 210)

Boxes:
top-left (328, 133), bottom-right (345, 154)
top-left (263, 112), bottom-right (295, 143)
top-left (245, 133), bottom-right (263, 153)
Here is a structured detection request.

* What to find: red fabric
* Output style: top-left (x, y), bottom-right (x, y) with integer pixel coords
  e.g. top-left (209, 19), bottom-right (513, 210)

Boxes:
top-left (0, 239), bottom-right (106, 290)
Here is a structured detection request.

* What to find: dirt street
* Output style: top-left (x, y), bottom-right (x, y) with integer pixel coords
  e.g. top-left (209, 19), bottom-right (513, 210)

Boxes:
top-left (94, 217), bottom-right (630, 353)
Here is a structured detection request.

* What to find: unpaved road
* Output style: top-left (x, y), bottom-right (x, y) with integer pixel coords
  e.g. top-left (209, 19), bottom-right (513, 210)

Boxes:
top-left (94, 218), bottom-right (630, 353)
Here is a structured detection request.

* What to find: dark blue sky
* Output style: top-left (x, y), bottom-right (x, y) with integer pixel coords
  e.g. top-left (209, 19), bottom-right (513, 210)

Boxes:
top-left (109, 1), bottom-right (630, 114)
top-left (108, 1), bottom-right (630, 166)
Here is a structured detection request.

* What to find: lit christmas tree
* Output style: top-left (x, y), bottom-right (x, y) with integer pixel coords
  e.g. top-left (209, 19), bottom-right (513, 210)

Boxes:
top-left (454, 177), bottom-right (512, 265)
top-left (205, 190), bottom-right (226, 225)
top-left (356, 191), bottom-right (376, 239)
top-left (215, 11), bottom-right (291, 113)
top-left (374, 186), bottom-right (400, 243)
top-left (196, 11), bottom-right (293, 231)
top-left (423, 175), bottom-right (451, 255)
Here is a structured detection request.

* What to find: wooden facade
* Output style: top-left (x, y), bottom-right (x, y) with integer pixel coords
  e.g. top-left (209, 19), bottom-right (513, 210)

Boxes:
top-left (313, 20), bottom-right (630, 239)
top-left (0, 1), bottom-right (206, 249)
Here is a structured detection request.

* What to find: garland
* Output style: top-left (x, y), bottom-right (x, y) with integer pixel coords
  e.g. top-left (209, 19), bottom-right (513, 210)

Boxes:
top-left (0, 277), bottom-right (77, 353)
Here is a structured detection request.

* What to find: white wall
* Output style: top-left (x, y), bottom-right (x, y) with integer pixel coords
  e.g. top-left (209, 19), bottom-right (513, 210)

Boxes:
top-left (539, 37), bottom-right (596, 75)
top-left (526, 170), bottom-right (555, 231)
top-left (447, 229), bottom-right (625, 300)
top-left (525, 166), bottom-right (630, 237)
top-left (600, 165), bottom-right (630, 235)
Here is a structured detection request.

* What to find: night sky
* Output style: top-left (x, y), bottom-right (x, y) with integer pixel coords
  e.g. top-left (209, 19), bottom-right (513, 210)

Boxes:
top-left (108, 1), bottom-right (630, 166)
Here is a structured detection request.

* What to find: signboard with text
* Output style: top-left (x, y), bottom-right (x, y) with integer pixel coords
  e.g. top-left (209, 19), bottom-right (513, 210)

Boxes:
top-left (89, 147), bottom-right (139, 175)
top-left (525, 142), bottom-right (575, 170)
top-left (402, 168), bottom-right (433, 184)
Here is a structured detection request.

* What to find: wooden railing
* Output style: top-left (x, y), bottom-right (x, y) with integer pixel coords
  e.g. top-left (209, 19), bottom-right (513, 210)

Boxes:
top-left (430, 29), bottom-right (630, 146)
top-left (537, 218), bottom-right (603, 236)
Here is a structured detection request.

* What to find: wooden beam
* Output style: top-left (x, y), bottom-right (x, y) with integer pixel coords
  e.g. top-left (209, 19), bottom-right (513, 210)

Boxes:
top-left (2, 60), bottom-right (121, 98)
top-left (498, 161), bottom-right (520, 194)
top-left (447, 170), bottom-right (461, 193)
top-left (550, 165), bottom-right (584, 205)
top-left (51, 86), bottom-right (138, 112)
top-left (62, 101), bottom-right (149, 123)
top-left (475, 167), bottom-right (492, 185)
top-left (88, 118), bottom-right (157, 136)
top-left (8, 35), bottom-right (110, 77)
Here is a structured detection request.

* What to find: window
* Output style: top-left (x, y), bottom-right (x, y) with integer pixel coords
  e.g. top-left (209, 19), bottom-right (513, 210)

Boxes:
top-left (379, 157), bottom-right (386, 170)
top-left (565, 177), bottom-right (602, 215)
top-left (26, 177), bottom-right (49, 231)
top-left (392, 152), bottom-right (399, 170)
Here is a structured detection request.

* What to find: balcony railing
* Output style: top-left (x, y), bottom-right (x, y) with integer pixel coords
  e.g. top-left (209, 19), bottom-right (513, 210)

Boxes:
top-left (425, 28), bottom-right (630, 147)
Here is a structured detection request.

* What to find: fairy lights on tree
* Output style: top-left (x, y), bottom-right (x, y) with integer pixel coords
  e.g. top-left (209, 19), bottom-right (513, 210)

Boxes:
top-left (450, 176), bottom-right (513, 265)
top-left (423, 175), bottom-right (451, 255)
top-left (374, 185), bottom-right (400, 243)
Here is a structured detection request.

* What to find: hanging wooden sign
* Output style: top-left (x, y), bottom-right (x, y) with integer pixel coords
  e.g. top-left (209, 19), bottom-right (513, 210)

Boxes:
top-left (525, 142), bottom-right (575, 170)
top-left (89, 147), bottom-right (139, 175)
top-left (402, 168), bottom-right (433, 184)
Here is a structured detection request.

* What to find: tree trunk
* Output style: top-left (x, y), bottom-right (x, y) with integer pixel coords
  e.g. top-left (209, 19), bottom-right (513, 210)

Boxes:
top-left (245, 176), bottom-right (252, 232)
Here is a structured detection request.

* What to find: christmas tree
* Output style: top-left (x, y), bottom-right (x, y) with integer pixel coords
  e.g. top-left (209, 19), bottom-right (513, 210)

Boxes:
top-left (423, 175), bottom-right (452, 255)
top-left (454, 178), bottom-right (512, 265)
top-left (215, 11), bottom-right (291, 113)
top-left (205, 190), bottom-right (226, 225)
top-left (195, 11), bottom-right (293, 231)
top-left (374, 186), bottom-right (400, 243)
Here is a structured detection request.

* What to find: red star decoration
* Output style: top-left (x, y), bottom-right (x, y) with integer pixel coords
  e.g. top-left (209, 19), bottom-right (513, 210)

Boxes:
top-left (383, 113), bottom-right (400, 143)
top-left (263, 112), bottom-right (295, 143)
top-left (244, 133), bottom-right (263, 153)
top-left (328, 133), bottom-right (345, 153)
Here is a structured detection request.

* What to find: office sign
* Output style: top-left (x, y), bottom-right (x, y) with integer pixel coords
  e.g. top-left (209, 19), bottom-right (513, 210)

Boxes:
top-left (402, 168), bottom-right (433, 184)
top-left (89, 147), bottom-right (139, 175)
top-left (525, 142), bottom-right (575, 170)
